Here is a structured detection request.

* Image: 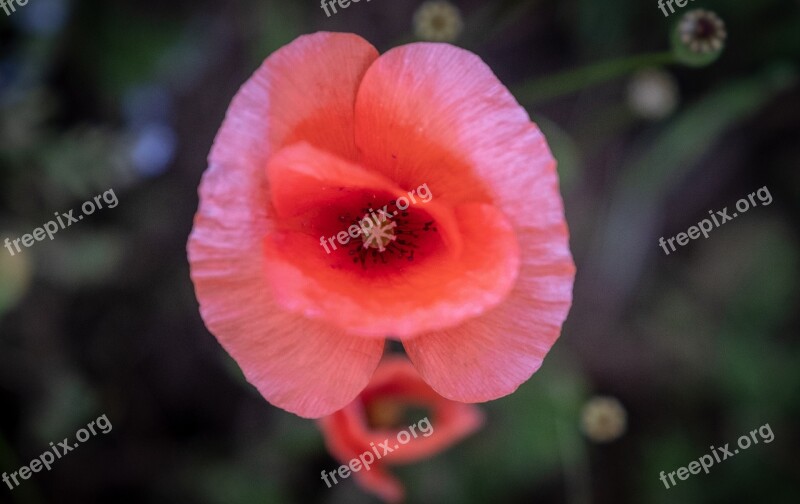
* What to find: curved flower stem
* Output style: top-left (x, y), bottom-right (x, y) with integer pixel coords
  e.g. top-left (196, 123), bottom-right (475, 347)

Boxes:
top-left (514, 51), bottom-right (677, 105)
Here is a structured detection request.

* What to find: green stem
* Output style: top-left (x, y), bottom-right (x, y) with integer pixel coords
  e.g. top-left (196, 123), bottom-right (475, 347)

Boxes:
top-left (514, 51), bottom-right (677, 105)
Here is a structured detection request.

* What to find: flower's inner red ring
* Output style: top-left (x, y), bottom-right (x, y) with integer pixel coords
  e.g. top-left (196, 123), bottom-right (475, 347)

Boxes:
top-left (309, 188), bottom-right (447, 278)
top-left (263, 142), bottom-right (519, 337)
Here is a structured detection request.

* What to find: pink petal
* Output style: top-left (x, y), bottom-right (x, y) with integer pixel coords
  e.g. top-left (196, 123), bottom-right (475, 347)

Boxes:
top-left (354, 42), bottom-right (563, 232)
top-left (353, 42), bottom-right (574, 400)
top-left (403, 225), bottom-right (575, 402)
top-left (188, 33), bottom-right (385, 418)
top-left (210, 31), bottom-right (379, 171)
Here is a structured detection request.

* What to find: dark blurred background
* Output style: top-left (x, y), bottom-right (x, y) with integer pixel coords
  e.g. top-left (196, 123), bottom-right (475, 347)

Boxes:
top-left (1, 0), bottom-right (799, 503)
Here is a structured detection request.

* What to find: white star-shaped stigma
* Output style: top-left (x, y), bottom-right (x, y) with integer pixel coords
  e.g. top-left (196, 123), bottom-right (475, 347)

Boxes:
top-left (362, 220), bottom-right (398, 252)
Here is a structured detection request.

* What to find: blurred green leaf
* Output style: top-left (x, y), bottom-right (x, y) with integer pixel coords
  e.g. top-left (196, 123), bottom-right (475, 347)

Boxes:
top-left (186, 459), bottom-right (285, 504)
top-left (250, 0), bottom-right (305, 67)
top-left (38, 126), bottom-right (131, 204)
top-left (620, 62), bottom-right (798, 196)
top-left (35, 232), bottom-right (125, 286)
top-left (77, 8), bottom-right (182, 98)
top-left (715, 220), bottom-right (800, 422)
top-left (32, 373), bottom-right (99, 444)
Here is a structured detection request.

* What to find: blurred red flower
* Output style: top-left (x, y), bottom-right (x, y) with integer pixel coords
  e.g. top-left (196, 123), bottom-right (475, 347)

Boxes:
top-left (317, 356), bottom-right (484, 502)
top-left (188, 32), bottom-right (575, 418)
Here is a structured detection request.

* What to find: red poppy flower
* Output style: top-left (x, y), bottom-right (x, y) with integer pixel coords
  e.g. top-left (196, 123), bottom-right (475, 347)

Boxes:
top-left (317, 356), bottom-right (484, 503)
top-left (188, 32), bottom-right (575, 418)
